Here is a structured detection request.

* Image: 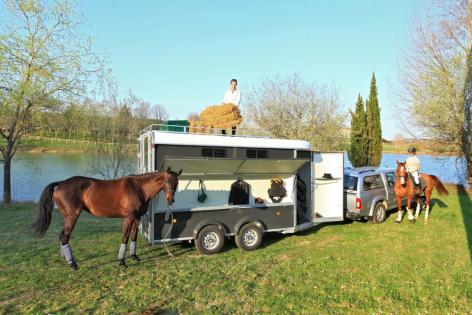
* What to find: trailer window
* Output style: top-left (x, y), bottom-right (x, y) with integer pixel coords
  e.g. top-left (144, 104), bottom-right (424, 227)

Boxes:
top-left (201, 148), bottom-right (227, 158)
top-left (246, 149), bottom-right (268, 159)
top-left (344, 175), bottom-right (357, 191)
top-left (297, 150), bottom-right (311, 159)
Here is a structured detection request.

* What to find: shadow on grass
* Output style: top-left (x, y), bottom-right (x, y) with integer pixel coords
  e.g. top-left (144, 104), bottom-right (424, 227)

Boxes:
top-left (456, 185), bottom-right (472, 262)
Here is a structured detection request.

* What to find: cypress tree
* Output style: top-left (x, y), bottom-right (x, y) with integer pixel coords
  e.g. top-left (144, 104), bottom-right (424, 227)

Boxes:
top-left (462, 46), bottom-right (472, 183)
top-left (366, 73), bottom-right (382, 166)
top-left (348, 95), bottom-right (369, 167)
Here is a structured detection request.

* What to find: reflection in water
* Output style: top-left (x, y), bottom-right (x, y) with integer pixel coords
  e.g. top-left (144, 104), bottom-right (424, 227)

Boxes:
top-left (0, 152), bottom-right (466, 202)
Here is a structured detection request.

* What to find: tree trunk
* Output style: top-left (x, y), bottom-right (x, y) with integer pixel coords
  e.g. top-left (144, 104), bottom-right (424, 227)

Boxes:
top-left (3, 156), bottom-right (12, 204)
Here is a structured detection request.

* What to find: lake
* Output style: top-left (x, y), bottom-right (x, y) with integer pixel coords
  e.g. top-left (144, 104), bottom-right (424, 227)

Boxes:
top-left (0, 152), bottom-right (466, 202)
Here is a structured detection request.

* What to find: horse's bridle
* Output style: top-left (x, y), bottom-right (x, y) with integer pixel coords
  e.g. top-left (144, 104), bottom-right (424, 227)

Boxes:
top-left (163, 173), bottom-right (176, 193)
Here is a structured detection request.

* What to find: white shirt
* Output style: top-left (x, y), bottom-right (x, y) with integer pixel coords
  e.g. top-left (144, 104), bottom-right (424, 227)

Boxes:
top-left (223, 89), bottom-right (241, 105)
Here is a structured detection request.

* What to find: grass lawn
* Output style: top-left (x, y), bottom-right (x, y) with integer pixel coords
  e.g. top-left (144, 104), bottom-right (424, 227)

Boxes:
top-left (0, 187), bottom-right (471, 314)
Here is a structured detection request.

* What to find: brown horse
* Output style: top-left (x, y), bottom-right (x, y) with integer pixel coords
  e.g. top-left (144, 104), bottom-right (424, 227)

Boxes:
top-left (394, 161), bottom-right (448, 224)
top-left (32, 167), bottom-right (181, 270)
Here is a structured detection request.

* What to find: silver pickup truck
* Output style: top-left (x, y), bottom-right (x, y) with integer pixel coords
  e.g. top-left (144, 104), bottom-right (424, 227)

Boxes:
top-left (344, 167), bottom-right (403, 223)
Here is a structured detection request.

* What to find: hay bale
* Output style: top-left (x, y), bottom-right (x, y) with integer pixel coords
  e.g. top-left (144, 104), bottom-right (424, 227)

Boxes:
top-left (200, 111), bottom-right (241, 126)
top-left (190, 103), bottom-right (243, 132)
top-left (200, 104), bottom-right (238, 118)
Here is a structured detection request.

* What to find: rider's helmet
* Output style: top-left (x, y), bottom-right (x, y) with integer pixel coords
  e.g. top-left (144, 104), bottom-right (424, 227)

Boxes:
top-left (408, 147), bottom-right (417, 154)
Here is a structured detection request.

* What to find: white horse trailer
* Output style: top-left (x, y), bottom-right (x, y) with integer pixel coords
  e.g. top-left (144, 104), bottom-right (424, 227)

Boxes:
top-left (138, 125), bottom-right (344, 254)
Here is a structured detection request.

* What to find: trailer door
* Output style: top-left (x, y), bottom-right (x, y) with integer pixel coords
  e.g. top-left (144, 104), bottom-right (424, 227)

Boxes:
top-left (312, 152), bottom-right (344, 223)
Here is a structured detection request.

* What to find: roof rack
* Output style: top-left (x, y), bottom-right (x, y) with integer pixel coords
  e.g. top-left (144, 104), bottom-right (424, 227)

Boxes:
top-left (140, 123), bottom-right (272, 138)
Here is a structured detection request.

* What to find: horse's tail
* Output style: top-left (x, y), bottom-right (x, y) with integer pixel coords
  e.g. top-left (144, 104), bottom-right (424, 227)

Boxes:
top-left (430, 175), bottom-right (449, 196)
top-left (32, 181), bottom-right (60, 238)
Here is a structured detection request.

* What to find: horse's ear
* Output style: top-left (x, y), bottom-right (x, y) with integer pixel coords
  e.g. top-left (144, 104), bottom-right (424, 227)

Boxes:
top-left (167, 166), bottom-right (172, 173)
top-left (178, 169), bottom-right (182, 176)
top-left (396, 160), bottom-right (400, 165)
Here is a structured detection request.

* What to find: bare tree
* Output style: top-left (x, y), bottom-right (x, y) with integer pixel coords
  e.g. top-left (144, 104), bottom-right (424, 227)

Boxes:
top-left (244, 74), bottom-right (347, 151)
top-left (150, 104), bottom-right (168, 122)
top-left (0, 0), bottom-right (102, 203)
top-left (89, 81), bottom-right (136, 179)
top-left (398, 0), bottom-right (472, 179)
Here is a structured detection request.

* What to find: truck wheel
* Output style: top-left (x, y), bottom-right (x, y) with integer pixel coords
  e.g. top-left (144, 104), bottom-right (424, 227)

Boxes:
top-left (372, 202), bottom-right (387, 224)
top-left (195, 225), bottom-right (224, 255)
top-left (235, 223), bottom-right (263, 251)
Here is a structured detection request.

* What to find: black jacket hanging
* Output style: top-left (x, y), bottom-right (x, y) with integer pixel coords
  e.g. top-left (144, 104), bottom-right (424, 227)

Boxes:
top-left (228, 178), bottom-right (250, 205)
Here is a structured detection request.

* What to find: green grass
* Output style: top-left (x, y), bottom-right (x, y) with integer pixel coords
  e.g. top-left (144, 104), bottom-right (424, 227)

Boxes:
top-left (0, 188), bottom-right (471, 314)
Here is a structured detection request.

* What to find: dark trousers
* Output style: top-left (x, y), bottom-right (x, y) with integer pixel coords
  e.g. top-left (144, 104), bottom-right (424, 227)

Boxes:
top-left (222, 127), bottom-right (236, 135)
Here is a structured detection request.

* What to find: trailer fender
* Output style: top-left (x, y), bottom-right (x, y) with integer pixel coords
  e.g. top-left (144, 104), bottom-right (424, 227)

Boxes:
top-left (234, 217), bottom-right (265, 235)
top-left (193, 220), bottom-right (229, 239)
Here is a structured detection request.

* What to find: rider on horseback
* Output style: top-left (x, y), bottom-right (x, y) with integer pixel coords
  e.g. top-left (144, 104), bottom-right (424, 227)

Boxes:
top-left (406, 147), bottom-right (421, 192)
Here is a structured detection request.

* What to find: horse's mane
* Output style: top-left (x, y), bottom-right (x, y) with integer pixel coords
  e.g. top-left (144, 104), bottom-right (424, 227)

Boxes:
top-left (128, 171), bottom-right (163, 177)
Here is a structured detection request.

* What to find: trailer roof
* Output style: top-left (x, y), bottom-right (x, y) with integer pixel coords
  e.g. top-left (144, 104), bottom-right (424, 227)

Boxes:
top-left (146, 131), bottom-right (312, 150)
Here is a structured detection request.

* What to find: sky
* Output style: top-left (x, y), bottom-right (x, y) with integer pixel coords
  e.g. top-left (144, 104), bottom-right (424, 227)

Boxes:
top-left (19, 1), bottom-right (425, 139)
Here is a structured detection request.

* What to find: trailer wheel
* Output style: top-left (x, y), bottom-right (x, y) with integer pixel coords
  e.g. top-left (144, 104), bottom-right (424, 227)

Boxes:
top-left (235, 223), bottom-right (263, 251)
top-left (372, 202), bottom-right (387, 224)
top-left (195, 225), bottom-right (224, 255)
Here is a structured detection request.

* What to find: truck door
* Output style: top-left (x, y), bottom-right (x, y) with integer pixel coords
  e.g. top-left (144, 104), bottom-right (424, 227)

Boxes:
top-left (312, 152), bottom-right (344, 222)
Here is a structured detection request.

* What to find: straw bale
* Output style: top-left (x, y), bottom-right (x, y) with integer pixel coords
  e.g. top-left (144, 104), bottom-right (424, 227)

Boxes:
top-left (200, 104), bottom-right (239, 118)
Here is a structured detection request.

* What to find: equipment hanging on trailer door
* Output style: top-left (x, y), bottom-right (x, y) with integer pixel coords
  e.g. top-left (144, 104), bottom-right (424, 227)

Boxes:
top-left (228, 178), bottom-right (250, 205)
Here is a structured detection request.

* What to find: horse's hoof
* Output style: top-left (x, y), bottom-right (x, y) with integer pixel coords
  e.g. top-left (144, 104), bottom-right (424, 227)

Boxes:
top-left (130, 254), bottom-right (141, 262)
top-left (118, 259), bottom-right (127, 268)
top-left (395, 220), bottom-right (402, 224)
top-left (409, 219), bottom-right (416, 224)
top-left (69, 261), bottom-right (78, 271)
top-left (415, 215), bottom-right (419, 220)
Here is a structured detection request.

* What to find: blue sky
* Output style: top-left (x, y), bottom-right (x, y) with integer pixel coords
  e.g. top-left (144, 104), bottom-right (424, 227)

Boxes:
top-left (32, 1), bottom-right (426, 139)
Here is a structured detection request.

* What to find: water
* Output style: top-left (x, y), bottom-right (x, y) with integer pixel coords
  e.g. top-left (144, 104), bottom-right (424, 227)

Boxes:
top-left (344, 153), bottom-right (466, 185)
top-left (0, 152), bottom-right (466, 202)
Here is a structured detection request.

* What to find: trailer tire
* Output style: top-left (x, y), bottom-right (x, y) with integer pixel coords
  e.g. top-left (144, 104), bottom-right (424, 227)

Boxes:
top-left (195, 225), bottom-right (225, 255)
top-left (235, 223), bottom-right (263, 251)
top-left (372, 202), bottom-right (387, 224)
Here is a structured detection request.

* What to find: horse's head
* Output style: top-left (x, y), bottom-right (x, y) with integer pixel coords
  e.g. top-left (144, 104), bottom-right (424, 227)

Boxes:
top-left (396, 160), bottom-right (407, 186)
top-left (163, 167), bottom-right (182, 206)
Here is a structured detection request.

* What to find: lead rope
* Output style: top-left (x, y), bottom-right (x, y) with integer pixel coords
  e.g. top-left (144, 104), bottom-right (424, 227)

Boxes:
top-left (162, 205), bottom-right (175, 258)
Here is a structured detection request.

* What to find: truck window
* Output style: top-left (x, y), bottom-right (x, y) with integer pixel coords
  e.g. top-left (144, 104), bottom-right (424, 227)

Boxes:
top-left (344, 175), bottom-right (358, 191)
top-left (363, 175), bottom-right (383, 191)
top-left (385, 172), bottom-right (395, 187)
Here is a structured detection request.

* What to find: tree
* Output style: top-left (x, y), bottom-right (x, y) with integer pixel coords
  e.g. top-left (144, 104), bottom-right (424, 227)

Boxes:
top-left (462, 45), bottom-right (472, 183)
top-left (349, 95), bottom-right (369, 167)
top-left (244, 74), bottom-right (346, 151)
top-left (150, 104), bottom-right (168, 122)
top-left (0, 0), bottom-right (102, 204)
top-left (89, 102), bottom-right (136, 179)
top-left (399, 0), bottom-right (471, 179)
top-left (366, 73), bottom-right (382, 166)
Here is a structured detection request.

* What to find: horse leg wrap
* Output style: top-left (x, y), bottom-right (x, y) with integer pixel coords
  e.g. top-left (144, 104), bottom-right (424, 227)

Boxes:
top-left (415, 203), bottom-right (420, 218)
top-left (407, 209), bottom-right (415, 221)
top-left (118, 244), bottom-right (127, 260)
top-left (61, 244), bottom-right (74, 264)
top-left (396, 211), bottom-right (403, 222)
top-left (425, 205), bottom-right (430, 220)
top-left (130, 241), bottom-right (137, 256)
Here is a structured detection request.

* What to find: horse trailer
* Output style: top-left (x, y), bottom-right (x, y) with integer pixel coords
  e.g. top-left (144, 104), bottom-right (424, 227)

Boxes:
top-left (138, 125), bottom-right (344, 254)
